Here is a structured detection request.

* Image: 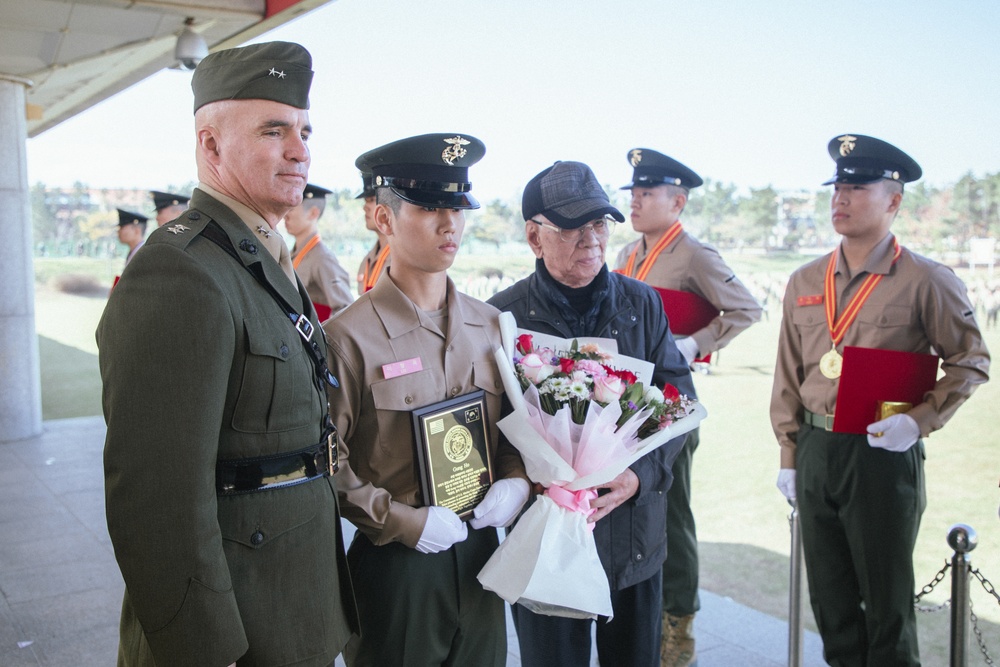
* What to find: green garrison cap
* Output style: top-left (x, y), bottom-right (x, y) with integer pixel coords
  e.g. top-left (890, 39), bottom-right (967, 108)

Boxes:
top-left (117, 209), bottom-right (148, 227)
top-left (150, 191), bottom-right (190, 211)
top-left (620, 148), bottom-right (703, 190)
top-left (192, 41), bottom-right (313, 113)
top-left (822, 134), bottom-right (922, 185)
top-left (356, 133), bottom-right (486, 210)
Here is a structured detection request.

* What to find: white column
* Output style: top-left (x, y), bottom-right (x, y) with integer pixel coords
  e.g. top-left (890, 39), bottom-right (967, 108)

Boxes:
top-left (0, 75), bottom-right (42, 442)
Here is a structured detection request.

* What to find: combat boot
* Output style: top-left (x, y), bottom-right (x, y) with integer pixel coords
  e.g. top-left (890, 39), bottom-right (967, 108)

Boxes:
top-left (660, 612), bottom-right (696, 667)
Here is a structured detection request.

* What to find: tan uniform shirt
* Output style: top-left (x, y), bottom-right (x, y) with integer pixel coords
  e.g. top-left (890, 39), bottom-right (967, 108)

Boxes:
top-left (771, 233), bottom-right (990, 468)
top-left (356, 240), bottom-right (391, 297)
top-left (324, 274), bottom-right (526, 548)
top-left (292, 236), bottom-right (353, 315)
top-left (615, 230), bottom-right (761, 355)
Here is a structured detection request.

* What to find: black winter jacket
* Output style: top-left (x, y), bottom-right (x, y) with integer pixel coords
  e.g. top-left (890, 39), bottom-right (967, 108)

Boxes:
top-left (488, 261), bottom-right (696, 590)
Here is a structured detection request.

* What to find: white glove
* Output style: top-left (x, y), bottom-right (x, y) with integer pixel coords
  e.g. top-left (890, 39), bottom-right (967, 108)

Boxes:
top-left (469, 478), bottom-right (530, 529)
top-left (776, 468), bottom-right (797, 501)
top-left (866, 413), bottom-right (920, 452)
top-left (675, 337), bottom-right (700, 366)
top-left (415, 506), bottom-right (468, 554)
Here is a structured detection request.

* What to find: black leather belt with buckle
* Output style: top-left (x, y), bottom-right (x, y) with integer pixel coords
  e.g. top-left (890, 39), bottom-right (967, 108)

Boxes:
top-left (216, 427), bottom-right (339, 495)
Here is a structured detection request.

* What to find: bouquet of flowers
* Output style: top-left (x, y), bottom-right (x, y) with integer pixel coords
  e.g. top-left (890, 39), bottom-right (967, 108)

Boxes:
top-left (477, 312), bottom-right (706, 619)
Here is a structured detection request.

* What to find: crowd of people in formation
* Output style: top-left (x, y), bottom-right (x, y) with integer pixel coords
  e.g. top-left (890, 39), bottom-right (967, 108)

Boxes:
top-left (96, 39), bottom-right (989, 667)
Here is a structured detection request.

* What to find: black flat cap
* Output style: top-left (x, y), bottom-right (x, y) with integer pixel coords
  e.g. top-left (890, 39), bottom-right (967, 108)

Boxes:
top-left (620, 148), bottom-right (703, 190)
top-left (522, 161), bottom-right (625, 230)
top-left (303, 183), bottom-right (333, 200)
top-left (117, 209), bottom-right (148, 226)
top-left (150, 191), bottom-right (190, 211)
top-left (353, 172), bottom-right (376, 200)
top-left (192, 41), bottom-right (313, 113)
top-left (356, 133), bottom-right (486, 209)
top-left (822, 134), bottom-right (922, 185)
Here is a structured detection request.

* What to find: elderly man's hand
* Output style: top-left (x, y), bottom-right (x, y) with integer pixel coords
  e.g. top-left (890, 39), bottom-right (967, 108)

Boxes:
top-left (588, 468), bottom-right (640, 523)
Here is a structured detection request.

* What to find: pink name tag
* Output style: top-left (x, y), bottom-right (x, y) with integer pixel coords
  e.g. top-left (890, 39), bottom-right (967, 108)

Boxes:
top-left (382, 357), bottom-right (423, 379)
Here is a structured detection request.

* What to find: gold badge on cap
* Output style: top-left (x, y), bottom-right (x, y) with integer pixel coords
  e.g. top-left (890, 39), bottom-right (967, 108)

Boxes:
top-left (837, 135), bottom-right (858, 157)
top-left (441, 136), bottom-right (470, 166)
top-left (629, 149), bottom-right (643, 167)
top-left (166, 224), bottom-right (190, 235)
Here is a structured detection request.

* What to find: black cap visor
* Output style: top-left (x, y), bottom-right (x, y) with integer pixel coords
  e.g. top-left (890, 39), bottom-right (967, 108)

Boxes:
top-left (390, 187), bottom-right (480, 210)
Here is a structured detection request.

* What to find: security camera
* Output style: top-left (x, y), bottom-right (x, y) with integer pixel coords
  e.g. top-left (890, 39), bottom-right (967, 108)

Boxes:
top-left (175, 19), bottom-right (207, 71)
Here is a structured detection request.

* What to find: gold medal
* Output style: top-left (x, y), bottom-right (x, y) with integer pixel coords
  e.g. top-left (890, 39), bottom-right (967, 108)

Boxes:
top-left (819, 347), bottom-right (842, 379)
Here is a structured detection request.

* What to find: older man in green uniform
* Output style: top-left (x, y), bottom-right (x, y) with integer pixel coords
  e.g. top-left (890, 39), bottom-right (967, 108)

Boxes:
top-left (771, 134), bottom-right (990, 666)
top-left (325, 134), bottom-right (529, 666)
top-left (99, 42), bottom-right (356, 667)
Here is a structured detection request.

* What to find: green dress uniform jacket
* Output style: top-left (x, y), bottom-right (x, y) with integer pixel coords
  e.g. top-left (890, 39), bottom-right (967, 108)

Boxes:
top-left (99, 189), bottom-right (357, 667)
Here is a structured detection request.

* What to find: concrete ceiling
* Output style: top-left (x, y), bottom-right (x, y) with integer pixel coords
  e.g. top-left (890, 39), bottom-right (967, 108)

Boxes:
top-left (0, 0), bottom-right (333, 137)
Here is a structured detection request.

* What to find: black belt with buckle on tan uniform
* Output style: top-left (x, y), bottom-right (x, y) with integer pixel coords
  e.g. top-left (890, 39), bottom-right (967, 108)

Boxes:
top-left (803, 409), bottom-right (835, 431)
top-left (216, 427), bottom-right (339, 495)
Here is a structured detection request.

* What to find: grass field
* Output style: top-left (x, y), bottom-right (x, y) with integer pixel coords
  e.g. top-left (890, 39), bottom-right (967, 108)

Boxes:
top-left (32, 250), bottom-right (1000, 665)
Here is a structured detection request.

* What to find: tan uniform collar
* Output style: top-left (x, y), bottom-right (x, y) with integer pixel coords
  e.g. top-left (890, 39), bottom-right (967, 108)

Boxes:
top-left (198, 182), bottom-right (289, 266)
top-left (368, 274), bottom-right (485, 340)
top-left (835, 233), bottom-right (897, 280)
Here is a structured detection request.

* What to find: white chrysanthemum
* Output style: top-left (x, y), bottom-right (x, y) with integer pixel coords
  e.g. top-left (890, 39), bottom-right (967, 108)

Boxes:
top-left (568, 381), bottom-right (590, 400)
top-left (644, 385), bottom-right (665, 404)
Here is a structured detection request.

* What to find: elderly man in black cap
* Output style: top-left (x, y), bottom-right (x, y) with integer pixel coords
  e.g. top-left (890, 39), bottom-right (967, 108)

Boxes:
top-left (98, 42), bottom-right (356, 667)
top-left (284, 183), bottom-right (353, 320)
top-left (323, 133), bottom-right (529, 666)
top-left (354, 171), bottom-right (391, 295)
top-left (488, 161), bottom-right (695, 667)
top-left (771, 134), bottom-right (990, 666)
top-left (151, 190), bottom-right (191, 227)
top-left (614, 148), bottom-right (761, 667)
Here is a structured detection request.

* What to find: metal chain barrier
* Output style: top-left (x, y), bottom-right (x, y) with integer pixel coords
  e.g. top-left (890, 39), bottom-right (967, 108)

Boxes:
top-left (915, 560), bottom-right (952, 613)
top-left (970, 568), bottom-right (1000, 666)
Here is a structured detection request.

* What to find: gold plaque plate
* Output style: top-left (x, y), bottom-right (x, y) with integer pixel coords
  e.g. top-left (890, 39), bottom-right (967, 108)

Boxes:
top-left (411, 390), bottom-right (494, 519)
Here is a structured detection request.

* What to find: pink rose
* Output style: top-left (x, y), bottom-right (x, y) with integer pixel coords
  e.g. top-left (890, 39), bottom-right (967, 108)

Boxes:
top-left (574, 359), bottom-right (607, 377)
top-left (593, 375), bottom-right (626, 403)
top-left (520, 353), bottom-right (556, 383)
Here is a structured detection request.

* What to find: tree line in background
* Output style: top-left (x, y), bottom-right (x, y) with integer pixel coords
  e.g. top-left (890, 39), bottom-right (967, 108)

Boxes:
top-left (30, 171), bottom-right (1000, 261)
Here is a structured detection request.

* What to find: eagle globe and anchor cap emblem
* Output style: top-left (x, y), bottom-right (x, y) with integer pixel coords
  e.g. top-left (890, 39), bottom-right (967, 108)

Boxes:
top-left (837, 135), bottom-right (858, 157)
top-left (629, 149), bottom-right (643, 167)
top-left (441, 136), bottom-right (470, 166)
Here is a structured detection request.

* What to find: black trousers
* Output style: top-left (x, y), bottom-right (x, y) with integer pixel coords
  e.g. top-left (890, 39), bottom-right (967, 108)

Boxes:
top-left (797, 425), bottom-right (926, 667)
top-left (512, 569), bottom-right (662, 667)
top-left (343, 528), bottom-right (505, 667)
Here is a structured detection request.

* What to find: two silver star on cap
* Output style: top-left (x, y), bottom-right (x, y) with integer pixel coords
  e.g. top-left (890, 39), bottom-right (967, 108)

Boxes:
top-left (268, 68), bottom-right (287, 79)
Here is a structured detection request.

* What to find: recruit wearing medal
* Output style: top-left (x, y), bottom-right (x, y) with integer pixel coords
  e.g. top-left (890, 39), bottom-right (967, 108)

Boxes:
top-left (770, 134), bottom-right (989, 666)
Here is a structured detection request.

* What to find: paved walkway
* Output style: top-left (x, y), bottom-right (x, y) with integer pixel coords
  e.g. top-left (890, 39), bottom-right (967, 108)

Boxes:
top-left (1, 417), bottom-right (826, 666)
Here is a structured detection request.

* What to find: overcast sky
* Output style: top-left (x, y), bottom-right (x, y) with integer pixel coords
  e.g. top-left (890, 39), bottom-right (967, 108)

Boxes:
top-left (25, 0), bottom-right (1000, 202)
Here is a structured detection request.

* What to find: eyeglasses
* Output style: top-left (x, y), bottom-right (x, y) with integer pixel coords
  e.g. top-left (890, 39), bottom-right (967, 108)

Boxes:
top-left (531, 216), bottom-right (617, 243)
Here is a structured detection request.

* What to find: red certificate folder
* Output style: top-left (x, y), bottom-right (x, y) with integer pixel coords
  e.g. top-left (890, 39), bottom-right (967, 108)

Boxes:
top-left (832, 346), bottom-right (939, 434)
top-left (313, 302), bottom-right (332, 323)
top-left (651, 287), bottom-right (720, 363)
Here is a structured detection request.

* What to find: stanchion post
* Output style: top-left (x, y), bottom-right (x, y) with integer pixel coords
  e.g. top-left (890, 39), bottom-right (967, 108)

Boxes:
top-left (947, 523), bottom-right (977, 667)
top-left (788, 500), bottom-right (804, 667)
